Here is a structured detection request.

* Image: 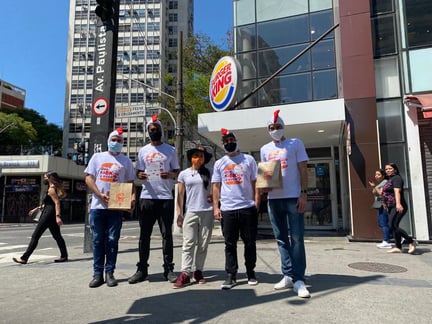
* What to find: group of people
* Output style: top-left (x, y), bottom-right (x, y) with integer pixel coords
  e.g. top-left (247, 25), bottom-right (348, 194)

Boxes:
top-left (13, 109), bottom-right (416, 299)
top-left (369, 164), bottom-right (416, 254)
top-left (8, 110), bottom-right (315, 299)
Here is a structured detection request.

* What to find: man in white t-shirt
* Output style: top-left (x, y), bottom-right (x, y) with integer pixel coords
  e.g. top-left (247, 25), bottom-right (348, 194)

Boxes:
top-left (212, 129), bottom-right (259, 290)
top-left (85, 127), bottom-right (136, 288)
top-left (128, 115), bottom-right (180, 284)
top-left (260, 109), bottom-right (310, 298)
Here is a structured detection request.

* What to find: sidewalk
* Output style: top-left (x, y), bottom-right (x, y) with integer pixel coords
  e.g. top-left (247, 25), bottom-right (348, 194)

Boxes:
top-left (1, 230), bottom-right (431, 324)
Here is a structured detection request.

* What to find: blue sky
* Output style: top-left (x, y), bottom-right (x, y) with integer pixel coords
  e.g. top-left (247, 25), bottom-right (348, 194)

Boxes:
top-left (0, 1), bottom-right (233, 127)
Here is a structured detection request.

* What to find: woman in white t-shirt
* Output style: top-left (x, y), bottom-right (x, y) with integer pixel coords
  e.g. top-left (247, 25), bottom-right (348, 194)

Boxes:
top-left (174, 146), bottom-right (213, 288)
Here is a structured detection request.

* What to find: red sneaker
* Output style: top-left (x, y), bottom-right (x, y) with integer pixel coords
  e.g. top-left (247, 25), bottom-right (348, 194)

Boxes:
top-left (173, 272), bottom-right (190, 289)
top-left (192, 270), bottom-right (206, 284)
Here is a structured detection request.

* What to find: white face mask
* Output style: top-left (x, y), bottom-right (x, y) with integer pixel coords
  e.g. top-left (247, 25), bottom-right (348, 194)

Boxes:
top-left (269, 129), bottom-right (284, 141)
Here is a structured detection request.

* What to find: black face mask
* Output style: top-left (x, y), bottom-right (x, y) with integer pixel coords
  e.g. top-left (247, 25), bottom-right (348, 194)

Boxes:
top-left (149, 129), bottom-right (162, 141)
top-left (43, 179), bottom-right (49, 185)
top-left (224, 142), bottom-right (237, 153)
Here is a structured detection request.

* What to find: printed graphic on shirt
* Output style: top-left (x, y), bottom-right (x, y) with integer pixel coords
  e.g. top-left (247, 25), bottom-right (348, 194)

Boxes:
top-left (223, 163), bottom-right (244, 185)
top-left (268, 149), bottom-right (288, 169)
top-left (99, 162), bottom-right (122, 182)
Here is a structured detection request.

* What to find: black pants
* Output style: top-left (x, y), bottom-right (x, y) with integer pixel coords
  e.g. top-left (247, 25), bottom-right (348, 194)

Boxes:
top-left (221, 206), bottom-right (258, 276)
top-left (137, 199), bottom-right (174, 271)
top-left (388, 205), bottom-right (413, 249)
top-left (21, 208), bottom-right (68, 262)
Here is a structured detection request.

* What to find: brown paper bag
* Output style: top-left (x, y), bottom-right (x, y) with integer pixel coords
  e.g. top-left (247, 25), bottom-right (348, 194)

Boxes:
top-left (256, 160), bottom-right (282, 188)
top-left (108, 182), bottom-right (133, 210)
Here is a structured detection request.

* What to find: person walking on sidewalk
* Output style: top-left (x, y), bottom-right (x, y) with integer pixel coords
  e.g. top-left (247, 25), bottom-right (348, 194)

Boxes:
top-left (128, 115), bottom-right (180, 284)
top-left (173, 146), bottom-right (214, 288)
top-left (13, 171), bottom-right (68, 265)
top-left (212, 129), bottom-right (259, 290)
top-left (85, 128), bottom-right (136, 288)
top-left (259, 109), bottom-right (310, 298)
top-left (382, 163), bottom-right (416, 254)
top-left (368, 169), bottom-right (391, 249)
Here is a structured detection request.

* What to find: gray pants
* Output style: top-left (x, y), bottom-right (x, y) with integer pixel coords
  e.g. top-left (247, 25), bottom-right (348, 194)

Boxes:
top-left (180, 210), bottom-right (214, 274)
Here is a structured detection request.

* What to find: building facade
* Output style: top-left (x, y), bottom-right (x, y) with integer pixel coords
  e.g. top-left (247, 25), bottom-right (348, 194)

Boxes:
top-left (62, 0), bottom-right (193, 162)
top-left (198, 0), bottom-right (432, 240)
top-left (0, 79), bottom-right (26, 109)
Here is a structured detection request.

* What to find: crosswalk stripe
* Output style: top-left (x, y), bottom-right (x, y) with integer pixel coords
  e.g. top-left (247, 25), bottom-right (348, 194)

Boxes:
top-left (0, 245), bottom-right (28, 251)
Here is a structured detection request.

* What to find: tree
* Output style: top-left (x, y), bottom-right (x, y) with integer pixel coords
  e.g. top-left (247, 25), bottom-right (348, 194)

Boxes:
top-left (0, 108), bottom-right (63, 155)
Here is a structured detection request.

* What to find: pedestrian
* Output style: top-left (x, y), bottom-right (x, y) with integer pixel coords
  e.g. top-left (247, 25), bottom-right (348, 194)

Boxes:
top-left (128, 115), bottom-right (180, 284)
top-left (259, 109), bottom-right (310, 298)
top-left (13, 171), bottom-right (68, 264)
top-left (212, 128), bottom-right (259, 290)
top-left (381, 163), bottom-right (416, 254)
top-left (85, 127), bottom-right (136, 288)
top-left (368, 169), bottom-right (391, 248)
top-left (173, 145), bottom-right (214, 288)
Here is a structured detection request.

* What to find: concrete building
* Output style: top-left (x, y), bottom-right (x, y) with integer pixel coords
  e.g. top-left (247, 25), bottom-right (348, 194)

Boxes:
top-left (62, 0), bottom-right (193, 161)
top-left (0, 79), bottom-right (26, 109)
top-left (198, 0), bottom-right (432, 241)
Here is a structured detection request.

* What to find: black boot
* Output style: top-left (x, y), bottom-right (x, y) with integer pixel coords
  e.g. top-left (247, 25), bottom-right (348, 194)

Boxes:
top-left (163, 264), bottom-right (177, 283)
top-left (89, 274), bottom-right (104, 288)
top-left (128, 264), bottom-right (148, 284)
top-left (106, 272), bottom-right (118, 287)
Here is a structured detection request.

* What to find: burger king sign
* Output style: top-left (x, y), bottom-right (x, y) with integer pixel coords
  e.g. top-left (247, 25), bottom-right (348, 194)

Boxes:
top-left (209, 56), bottom-right (240, 112)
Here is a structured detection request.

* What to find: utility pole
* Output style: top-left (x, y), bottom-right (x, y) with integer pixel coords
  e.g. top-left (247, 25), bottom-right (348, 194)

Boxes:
top-left (175, 31), bottom-right (184, 169)
top-left (83, 0), bottom-right (120, 253)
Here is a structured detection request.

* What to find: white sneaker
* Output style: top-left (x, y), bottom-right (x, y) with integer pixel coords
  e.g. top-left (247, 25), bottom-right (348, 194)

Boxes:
top-left (293, 280), bottom-right (310, 298)
top-left (376, 241), bottom-right (392, 249)
top-left (274, 275), bottom-right (293, 290)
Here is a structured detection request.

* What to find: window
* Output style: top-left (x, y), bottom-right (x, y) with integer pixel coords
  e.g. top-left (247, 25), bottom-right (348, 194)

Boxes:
top-left (405, 0), bottom-right (432, 48)
top-left (374, 57), bottom-right (400, 98)
top-left (169, 13), bottom-right (178, 22)
top-left (409, 48), bottom-right (432, 92)
top-left (377, 99), bottom-right (405, 143)
top-left (312, 70), bottom-right (337, 100)
top-left (235, 24), bottom-right (256, 53)
top-left (371, 15), bottom-right (397, 57)
top-left (257, 15), bottom-right (309, 49)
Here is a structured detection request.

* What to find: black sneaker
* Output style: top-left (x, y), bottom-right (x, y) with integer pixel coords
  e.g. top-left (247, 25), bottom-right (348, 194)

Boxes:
top-left (128, 270), bottom-right (148, 284)
top-left (105, 272), bottom-right (118, 287)
top-left (164, 270), bottom-right (177, 283)
top-left (221, 273), bottom-right (237, 290)
top-left (247, 271), bottom-right (258, 286)
top-left (89, 274), bottom-right (104, 288)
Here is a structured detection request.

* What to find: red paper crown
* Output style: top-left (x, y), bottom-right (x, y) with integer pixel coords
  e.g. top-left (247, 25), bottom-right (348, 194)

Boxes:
top-left (152, 114), bottom-right (159, 123)
top-left (221, 128), bottom-right (229, 136)
top-left (273, 109), bottom-right (280, 124)
top-left (116, 127), bottom-right (123, 135)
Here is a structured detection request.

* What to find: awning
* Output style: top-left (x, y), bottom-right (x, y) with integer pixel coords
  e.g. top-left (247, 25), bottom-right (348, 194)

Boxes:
top-left (404, 94), bottom-right (432, 118)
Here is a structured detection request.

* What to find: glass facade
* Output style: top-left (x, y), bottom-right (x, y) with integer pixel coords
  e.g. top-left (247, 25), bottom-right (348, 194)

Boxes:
top-left (234, 1), bottom-right (337, 109)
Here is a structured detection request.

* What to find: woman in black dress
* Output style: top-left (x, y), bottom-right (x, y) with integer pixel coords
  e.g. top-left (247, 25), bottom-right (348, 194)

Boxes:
top-left (381, 163), bottom-right (416, 254)
top-left (13, 171), bottom-right (68, 264)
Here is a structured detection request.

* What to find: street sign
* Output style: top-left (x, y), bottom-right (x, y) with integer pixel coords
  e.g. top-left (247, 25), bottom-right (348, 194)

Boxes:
top-left (92, 97), bottom-right (109, 116)
top-left (116, 104), bottom-right (146, 118)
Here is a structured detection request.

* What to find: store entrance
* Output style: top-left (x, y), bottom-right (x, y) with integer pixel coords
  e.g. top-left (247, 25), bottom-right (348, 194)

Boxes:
top-left (304, 159), bottom-right (337, 229)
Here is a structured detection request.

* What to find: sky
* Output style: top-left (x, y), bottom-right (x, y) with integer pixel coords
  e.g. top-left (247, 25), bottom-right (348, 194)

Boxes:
top-left (0, 0), bottom-right (233, 128)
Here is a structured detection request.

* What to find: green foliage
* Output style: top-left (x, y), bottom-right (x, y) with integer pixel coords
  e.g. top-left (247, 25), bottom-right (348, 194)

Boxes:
top-left (0, 108), bottom-right (63, 155)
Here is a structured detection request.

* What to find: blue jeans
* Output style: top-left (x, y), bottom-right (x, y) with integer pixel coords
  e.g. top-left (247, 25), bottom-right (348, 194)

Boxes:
top-left (268, 198), bottom-right (306, 282)
top-left (90, 209), bottom-right (123, 275)
top-left (377, 207), bottom-right (390, 242)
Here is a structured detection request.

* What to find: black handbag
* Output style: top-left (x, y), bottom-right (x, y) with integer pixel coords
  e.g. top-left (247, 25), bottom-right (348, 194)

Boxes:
top-left (32, 207), bottom-right (43, 222)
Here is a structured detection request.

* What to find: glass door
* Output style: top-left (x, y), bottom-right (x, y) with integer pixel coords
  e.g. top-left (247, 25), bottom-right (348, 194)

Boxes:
top-left (304, 160), bottom-right (337, 229)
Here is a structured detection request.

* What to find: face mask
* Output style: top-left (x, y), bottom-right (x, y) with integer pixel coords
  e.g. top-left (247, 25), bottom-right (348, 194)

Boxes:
top-left (269, 129), bottom-right (284, 141)
top-left (108, 141), bottom-right (122, 153)
top-left (43, 179), bottom-right (49, 185)
top-left (224, 142), bottom-right (238, 153)
top-left (191, 156), bottom-right (204, 166)
top-left (149, 129), bottom-right (162, 141)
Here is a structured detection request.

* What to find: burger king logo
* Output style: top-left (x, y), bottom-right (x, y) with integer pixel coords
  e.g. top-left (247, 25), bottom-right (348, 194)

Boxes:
top-left (209, 56), bottom-right (239, 112)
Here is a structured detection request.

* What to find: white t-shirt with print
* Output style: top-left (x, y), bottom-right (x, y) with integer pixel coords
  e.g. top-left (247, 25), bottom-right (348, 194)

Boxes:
top-left (136, 143), bottom-right (180, 199)
top-left (84, 151), bottom-right (135, 209)
top-left (177, 168), bottom-right (213, 212)
top-left (260, 138), bottom-right (308, 199)
top-left (211, 153), bottom-right (257, 211)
